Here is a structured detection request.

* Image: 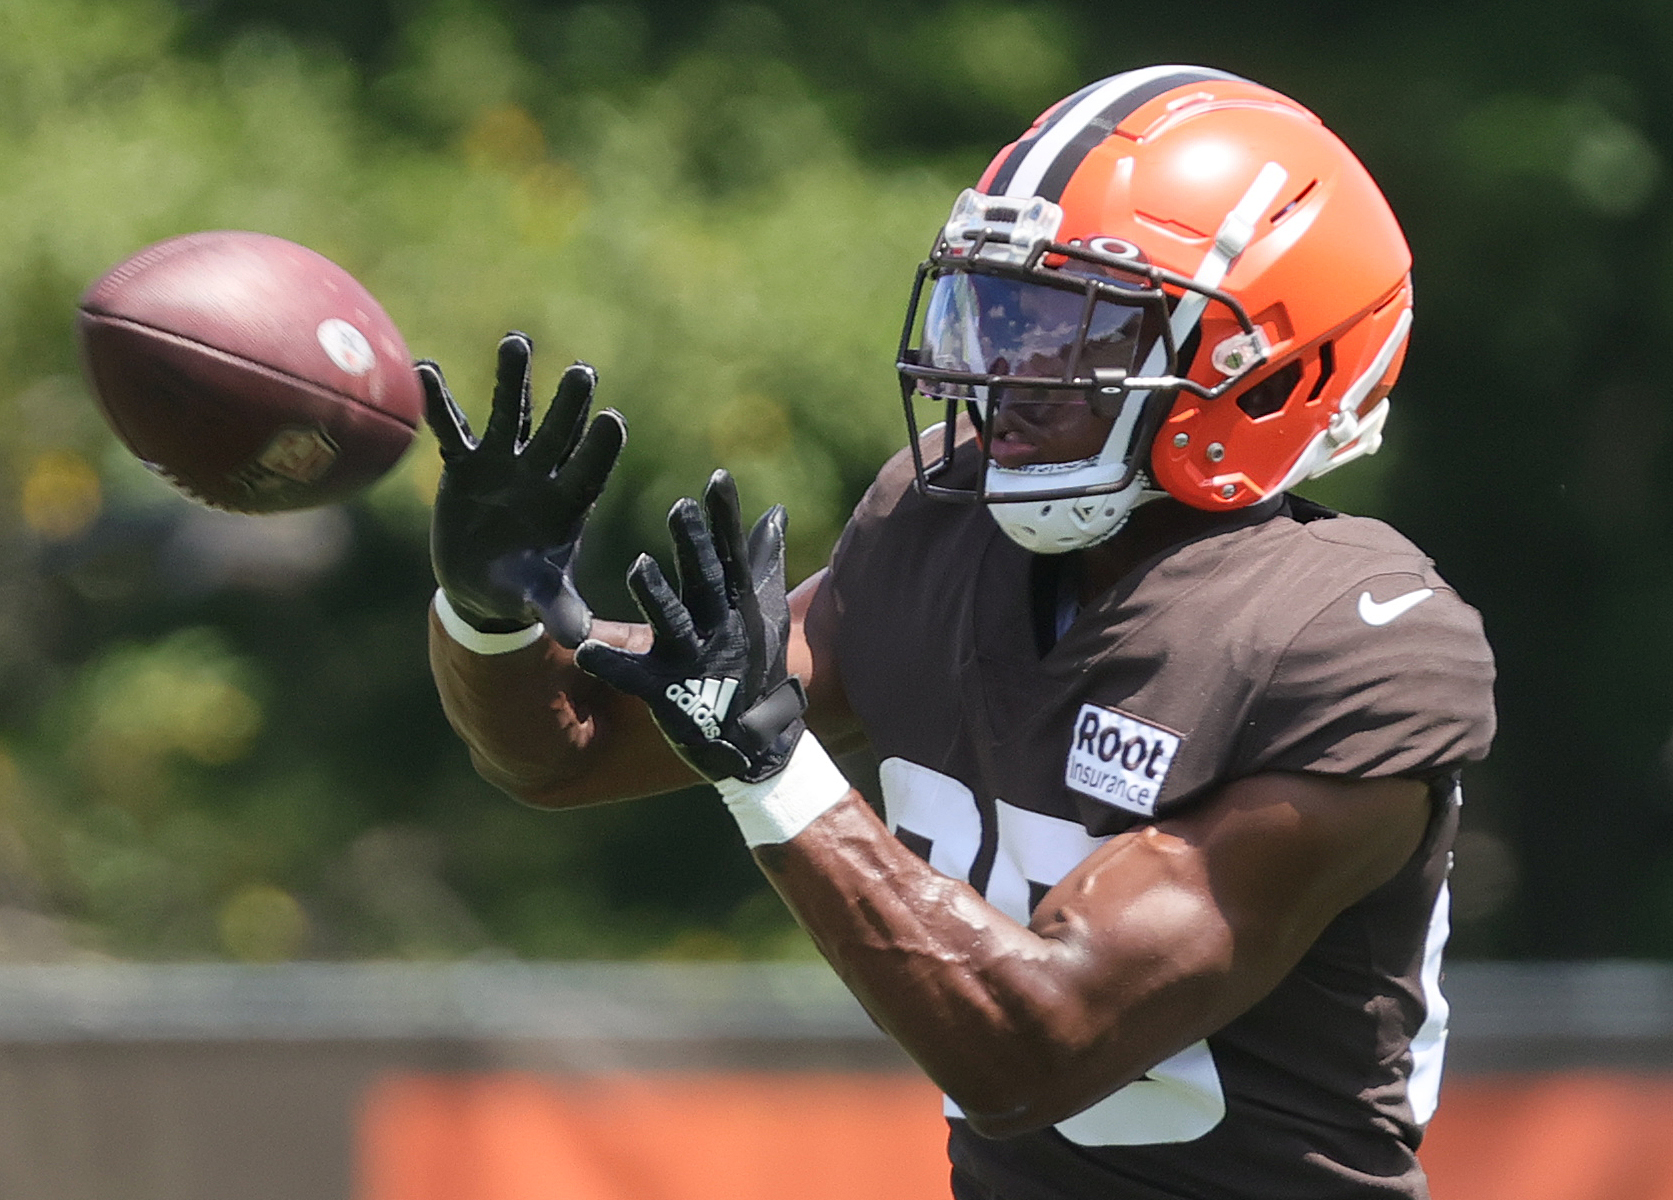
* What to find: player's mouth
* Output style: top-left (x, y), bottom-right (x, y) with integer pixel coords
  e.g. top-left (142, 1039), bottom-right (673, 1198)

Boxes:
top-left (986, 393), bottom-right (1110, 468)
top-left (989, 429), bottom-right (1044, 468)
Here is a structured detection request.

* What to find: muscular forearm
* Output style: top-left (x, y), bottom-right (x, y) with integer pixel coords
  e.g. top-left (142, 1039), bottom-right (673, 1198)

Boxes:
top-left (751, 795), bottom-right (1231, 1137)
top-left (428, 607), bottom-right (698, 807)
top-left (427, 567), bottom-right (859, 809)
top-left (746, 769), bottom-right (1431, 1137)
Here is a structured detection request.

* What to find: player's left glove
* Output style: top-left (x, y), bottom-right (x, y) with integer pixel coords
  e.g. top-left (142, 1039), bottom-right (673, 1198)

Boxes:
top-left (575, 470), bottom-right (851, 845)
top-left (421, 333), bottom-right (625, 650)
top-left (575, 470), bottom-right (805, 782)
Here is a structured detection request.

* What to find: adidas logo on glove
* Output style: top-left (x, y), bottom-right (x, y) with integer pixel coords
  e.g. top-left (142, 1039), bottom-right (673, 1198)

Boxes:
top-left (664, 677), bottom-right (740, 741)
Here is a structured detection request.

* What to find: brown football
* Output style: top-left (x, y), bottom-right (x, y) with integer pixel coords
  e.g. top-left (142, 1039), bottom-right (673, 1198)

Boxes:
top-left (76, 231), bottom-right (424, 513)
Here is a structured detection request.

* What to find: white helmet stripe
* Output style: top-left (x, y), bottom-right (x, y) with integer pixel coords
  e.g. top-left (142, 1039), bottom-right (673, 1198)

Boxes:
top-left (997, 66), bottom-right (1238, 202)
top-left (1164, 161), bottom-right (1290, 345)
top-left (1096, 162), bottom-right (1287, 469)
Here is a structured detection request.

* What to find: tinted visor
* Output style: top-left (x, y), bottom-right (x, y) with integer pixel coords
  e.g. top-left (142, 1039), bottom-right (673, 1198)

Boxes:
top-left (916, 271), bottom-right (1153, 411)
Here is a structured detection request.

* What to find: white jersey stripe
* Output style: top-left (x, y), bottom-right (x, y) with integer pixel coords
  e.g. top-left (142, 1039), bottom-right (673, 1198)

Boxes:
top-left (1408, 877), bottom-right (1453, 1125)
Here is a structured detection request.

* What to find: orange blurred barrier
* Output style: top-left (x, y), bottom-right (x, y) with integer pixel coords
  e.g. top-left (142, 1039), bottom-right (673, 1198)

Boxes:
top-left (358, 1070), bottom-right (1673, 1200)
top-left (1422, 1074), bottom-right (1673, 1200)
top-left (356, 1072), bottom-right (951, 1200)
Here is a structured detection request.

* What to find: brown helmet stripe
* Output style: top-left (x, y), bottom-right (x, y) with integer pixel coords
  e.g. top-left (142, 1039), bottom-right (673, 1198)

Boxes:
top-left (992, 66), bottom-right (1242, 202)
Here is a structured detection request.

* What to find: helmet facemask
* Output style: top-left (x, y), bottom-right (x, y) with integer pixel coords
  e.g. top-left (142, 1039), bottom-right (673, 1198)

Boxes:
top-left (897, 190), bottom-right (1267, 553)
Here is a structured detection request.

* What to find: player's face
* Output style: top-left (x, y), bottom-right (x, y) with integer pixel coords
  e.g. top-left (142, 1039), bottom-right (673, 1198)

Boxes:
top-left (987, 391), bottom-right (1113, 467)
top-left (916, 270), bottom-right (1143, 467)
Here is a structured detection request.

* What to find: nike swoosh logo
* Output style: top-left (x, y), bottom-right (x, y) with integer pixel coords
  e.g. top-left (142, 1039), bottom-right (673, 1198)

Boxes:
top-left (1358, 587), bottom-right (1435, 626)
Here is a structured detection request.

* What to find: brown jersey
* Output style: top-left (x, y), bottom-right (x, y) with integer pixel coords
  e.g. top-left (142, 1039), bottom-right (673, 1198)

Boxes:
top-left (825, 442), bottom-right (1496, 1200)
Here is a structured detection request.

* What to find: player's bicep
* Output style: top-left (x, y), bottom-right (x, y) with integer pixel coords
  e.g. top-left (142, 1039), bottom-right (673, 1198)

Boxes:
top-left (1033, 772), bottom-right (1431, 1045)
top-left (1178, 774), bottom-right (1430, 984)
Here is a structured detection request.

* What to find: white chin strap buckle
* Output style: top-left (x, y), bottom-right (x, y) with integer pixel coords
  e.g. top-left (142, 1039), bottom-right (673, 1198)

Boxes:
top-left (987, 460), bottom-right (1150, 554)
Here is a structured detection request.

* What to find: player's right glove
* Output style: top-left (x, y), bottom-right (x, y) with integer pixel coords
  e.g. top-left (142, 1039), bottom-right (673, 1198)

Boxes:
top-left (420, 332), bottom-right (626, 649)
top-left (575, 470), bottom-right (806, 783)
top-left (575, 470), bottom-right (851, 845)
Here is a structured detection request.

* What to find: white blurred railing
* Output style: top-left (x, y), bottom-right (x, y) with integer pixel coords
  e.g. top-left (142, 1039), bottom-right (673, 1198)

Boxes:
top-left (0, 960), bottom-right (1669, 1067)
top-left (0, 961), bottom-right (875, 1043)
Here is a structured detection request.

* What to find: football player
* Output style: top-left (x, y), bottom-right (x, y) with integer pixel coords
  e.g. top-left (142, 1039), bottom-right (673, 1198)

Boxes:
top-left (421, 66), bottom-right (1495, 1199)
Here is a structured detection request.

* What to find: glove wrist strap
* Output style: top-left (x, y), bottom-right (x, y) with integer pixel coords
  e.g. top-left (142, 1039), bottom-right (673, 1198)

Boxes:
top-left (433, 589), bottom-right (544, 655)
top-left (714, 733), bottom-right (850, 847)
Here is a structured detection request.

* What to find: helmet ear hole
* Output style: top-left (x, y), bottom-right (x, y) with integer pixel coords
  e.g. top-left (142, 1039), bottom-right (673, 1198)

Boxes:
top-left (1305, 340), bottom-right (1336, 402)
top-left (1236, 361), bottom-right (1303, 419)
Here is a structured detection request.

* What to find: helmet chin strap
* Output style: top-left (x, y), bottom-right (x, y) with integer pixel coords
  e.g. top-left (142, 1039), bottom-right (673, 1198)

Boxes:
top-left (986, 392), bottom-right (1155, 554)
top-left (987, 469), bottom-right (1156, 554)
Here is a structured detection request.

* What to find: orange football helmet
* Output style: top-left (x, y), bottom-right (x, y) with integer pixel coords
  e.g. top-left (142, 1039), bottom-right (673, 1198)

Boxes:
top-left (897, 66), bottom-right (1413, 551)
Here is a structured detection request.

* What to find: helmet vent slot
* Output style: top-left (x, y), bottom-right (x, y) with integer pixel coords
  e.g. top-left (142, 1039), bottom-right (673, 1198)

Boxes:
top-left (1305, 340), bottom-right (1336, 403)
top-left (1237, 361), bottom-right (1303, 419)
top-left (1271, 180), bottom-right (1318, 224)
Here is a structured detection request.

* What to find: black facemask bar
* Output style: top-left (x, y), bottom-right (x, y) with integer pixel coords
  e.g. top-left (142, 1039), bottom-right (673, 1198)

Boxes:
top-left (896, 228), bottom-right (1265, 506)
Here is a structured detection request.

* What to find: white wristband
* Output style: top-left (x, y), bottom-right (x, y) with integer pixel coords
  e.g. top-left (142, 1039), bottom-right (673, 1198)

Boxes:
top-left (713, 732), bottom-right (851, 847)
top-left (432, 589), bottom-right (545, 655)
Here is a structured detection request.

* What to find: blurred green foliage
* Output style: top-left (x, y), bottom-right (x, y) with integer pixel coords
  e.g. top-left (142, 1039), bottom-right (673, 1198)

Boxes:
top-left (0, 0), bottom-right (954, 961)
top-left (0, 0), bottom-right (1670, 962)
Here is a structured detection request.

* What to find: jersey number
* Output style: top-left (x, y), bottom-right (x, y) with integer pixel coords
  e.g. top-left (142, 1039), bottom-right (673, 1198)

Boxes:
top-left (879, 758), bottom-right (1226, 1146)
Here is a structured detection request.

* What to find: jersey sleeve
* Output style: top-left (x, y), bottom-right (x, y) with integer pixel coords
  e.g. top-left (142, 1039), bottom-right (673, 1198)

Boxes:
top-left (827, 427), bottom-right (973, 593)
top-left (827, 445), bottom-right (913, 575)
top-left (1233, 570), bottom-right (1496, 781)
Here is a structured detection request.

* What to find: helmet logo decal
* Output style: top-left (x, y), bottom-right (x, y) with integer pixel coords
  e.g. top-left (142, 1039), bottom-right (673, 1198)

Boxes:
top-left (993, 65), bottom-right (1243, 201)
top-left (1087, 236), bottom-right (1145, 263)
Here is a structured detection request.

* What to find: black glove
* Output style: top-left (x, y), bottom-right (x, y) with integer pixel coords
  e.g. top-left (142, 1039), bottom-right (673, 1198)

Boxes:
top-left (575, 470), bottom-right (806, 783)
top-left (420, 332), bottom-right (626, 647)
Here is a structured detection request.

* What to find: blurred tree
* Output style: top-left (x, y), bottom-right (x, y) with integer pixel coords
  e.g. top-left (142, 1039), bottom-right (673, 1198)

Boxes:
top-left (0, 0), bottom-right (1670, 962)
top-left (0, 0), bottom-right (947, 960)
